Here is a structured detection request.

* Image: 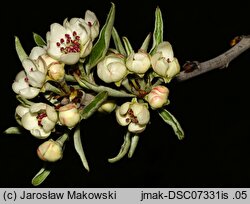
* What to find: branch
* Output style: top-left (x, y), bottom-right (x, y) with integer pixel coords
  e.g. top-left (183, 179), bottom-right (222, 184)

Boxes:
top-left (176, 35), bottom-right (250, 82)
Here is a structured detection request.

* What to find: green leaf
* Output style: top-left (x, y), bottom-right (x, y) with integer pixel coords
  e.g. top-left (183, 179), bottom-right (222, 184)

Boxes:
top-left (122, 36), bottom-right (133, 55)
top-left (112, 27), bottom-right (126, 56)
top-left (128, 135), bottom-right (140, 158)
top-left (33, 32), bottom-right (46, 47)
top-left (15, 36), bottom-right (28, 62)
top-left (80, 91), bottom-right (108, 119)
top-left (16, 95), bottom-right (34, 107)
top-left (75, 76), bottom-right (135, 97)
top-left (150, 7), bottom-right (163, 54)
top-left (140, 33), bottom-right (152, 52)
top-left (86, 2), bottom-right (115, 74)
top-left (31, 166), bottom-right (52, 186)
top-left (158, 108), bottom-right (184, 140)
top-left (108, 131), bottom-right (131, 163)
top-left (4, 126), bottom-right (23, 134)
top-left (73, 124), bottom-right (90, 172)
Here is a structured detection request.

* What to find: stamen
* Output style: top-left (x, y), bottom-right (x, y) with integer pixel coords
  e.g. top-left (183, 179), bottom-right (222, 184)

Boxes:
top-left (88, 22), bottom-right (92, 27)
top-left (56, 42), bottom-right (60, 47)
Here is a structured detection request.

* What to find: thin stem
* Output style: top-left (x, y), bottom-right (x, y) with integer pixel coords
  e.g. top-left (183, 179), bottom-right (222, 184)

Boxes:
top-left (176, 35), bottom-right (250, 82)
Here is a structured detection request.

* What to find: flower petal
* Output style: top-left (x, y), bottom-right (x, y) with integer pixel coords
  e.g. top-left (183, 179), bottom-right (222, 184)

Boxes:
top-left (19, 87), bottom-right (40, 99)
top-left (30, 102), bottom-right (46, 113)
top-left (128, 123), bottom-right (146, 134)
top-left (115, 107), bottom-right (130, 126)
top-left (21, 112), bottom-right (39, 130)
top-left (15, 105), bottom-right (29, 117)
top-left (46, 105), bottom-right (58, 122)
top-left (60, 53), bottom-right (80, 65)
top-left (27, 70), bottom-right (46, 88)
top-left (119, 102), bottom-right (131, 115)
top-left (29, 46), bottom-right (46, 60)
top-left (41, 117), bottom-right (55, 132)
top-left (30, 128), bottom-right (50, 139)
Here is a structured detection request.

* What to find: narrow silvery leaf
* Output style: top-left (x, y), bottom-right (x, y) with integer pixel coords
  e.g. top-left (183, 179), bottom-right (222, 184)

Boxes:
top-left (31, 166), bottom-right (52, 186)
top-left (81, 91), bottom-right (108, 119)
top-left (140, 33), bottom-right (152, 52)
top-left (128, 135), bottom-right (140, 158)
top-left (73, 124), bottom-right (90, 172)
top-left (86, 2), bottom-right (115, 74)
top-left (16, 95), bottom-right (34, 107)
top-left (112, 27), bottom-right (126, 56)
top-left (75, 76), bottom-right (135, 97)
top-left (158, 108), bottom-right (184, 140)
top-left (15, 36), bottom-right (28, 62)
top-left (150, 7), bottom-right (163, 54)
top-left (122, 36), bottom-right (133, 55)
top-left (108, 131), bottom-right (131, 163)
top-left (33, 33), bottom-right (46, 47)
top-left (43, 82), bottom-right (62, 95)
top-left (4, 126), bottom-right (23, 134)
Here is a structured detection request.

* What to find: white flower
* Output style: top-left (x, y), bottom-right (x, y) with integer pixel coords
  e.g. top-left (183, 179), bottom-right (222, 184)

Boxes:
top-left (46, 17), bottom-right (92, 65)
top-left (22, 59), bottom-right (46, 88)
top-left (145, 85), bottom-right (169, 109)
top-left (12, 47), bottom-right (49, 99)
top-left (151, 41), bottom-right (180, 82)
top-left (37, 139), bottom-right (63, 162)
top-left (126, 50), bottom-right (151, 75)
top-left (97, 53), bottom-right (127, 83)
top-left (84, 10), bottom-right (100, 40)
top-left (16, 103), bottom-right (58, 139)
top-left (12, 71), bottom-right (40, 99)
top-left (116, 101), bottom-right (150, 133)
top-left (58, 103), bottom-right (81, 128)
top-left (30, 47), bottom-right (65, 82)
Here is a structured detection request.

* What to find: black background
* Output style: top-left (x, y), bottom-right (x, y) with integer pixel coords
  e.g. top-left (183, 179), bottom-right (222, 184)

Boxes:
top-left (0, 0), bottom-right (250, 187)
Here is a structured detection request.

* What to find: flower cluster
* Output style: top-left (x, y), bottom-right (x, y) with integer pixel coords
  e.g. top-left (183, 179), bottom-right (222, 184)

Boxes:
top-left (5, 3), bottom-right (184, 186)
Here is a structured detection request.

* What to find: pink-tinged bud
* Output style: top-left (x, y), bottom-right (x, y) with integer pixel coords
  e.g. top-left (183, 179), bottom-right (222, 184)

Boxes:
top-left (37, 139), bottom-right (63, 162)
top-left (145, 85), bottom-right (169, 109)
top-left (58, 104), bottom-right (80, 128)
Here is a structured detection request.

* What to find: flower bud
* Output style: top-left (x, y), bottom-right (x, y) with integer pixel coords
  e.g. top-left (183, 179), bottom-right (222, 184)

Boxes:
top-left (145, 85), bottom-right (169, 109)
top-left (151, 41), bottom-right (180, 82)
top-left (48, 62), bottom-right (65, 81)
top-left (37, 139), bottom-right (63, 162)
top-left (98, 100), bottom-right (117, 113)
top-left (97, 54), bottom-right (127, 83)
top-left (58, 104), bottom-right (80, 128)
top-left (126, 50), bottom-right (151, 74)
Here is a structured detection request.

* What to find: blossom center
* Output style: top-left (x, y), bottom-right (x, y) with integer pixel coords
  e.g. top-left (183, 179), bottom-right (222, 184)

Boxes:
top-left (56, 31), bottom-right (81, 54)
top-left (126, 108), bottom-right (138, 124)
top-left (36, 112), bottom-right (47, 127)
